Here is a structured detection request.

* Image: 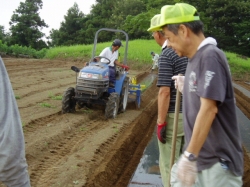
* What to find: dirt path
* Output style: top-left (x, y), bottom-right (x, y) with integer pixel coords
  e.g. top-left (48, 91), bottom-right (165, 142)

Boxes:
top-left (1, 58), bottom-right (250, 187)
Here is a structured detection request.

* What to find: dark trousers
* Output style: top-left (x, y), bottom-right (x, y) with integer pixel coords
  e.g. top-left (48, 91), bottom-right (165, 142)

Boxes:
top-left (109, 66), bottom-right (116, 84)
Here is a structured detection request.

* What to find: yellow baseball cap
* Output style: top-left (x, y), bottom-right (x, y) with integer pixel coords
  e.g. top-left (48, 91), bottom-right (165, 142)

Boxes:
top-left (153, 3), bottom-right (200, 31)
top-left (147, 14), bottom-right (162, 32)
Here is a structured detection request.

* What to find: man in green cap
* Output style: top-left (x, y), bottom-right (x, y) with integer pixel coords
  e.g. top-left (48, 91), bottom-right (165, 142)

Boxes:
top-left (148, 14), bottom-right (187, 187)
top-left (154, 3), bottom-right (243, 187)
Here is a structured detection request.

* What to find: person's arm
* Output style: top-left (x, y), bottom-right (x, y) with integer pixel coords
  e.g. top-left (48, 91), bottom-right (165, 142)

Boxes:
top-left (177, 97), bottom-right (217, 186)
top-left (157, 86), bottom-right (170, 124)
top-left (156, 86), bottom-right (170, 143)
top-left (114, 60), bottom-right (129, 70)
top-left (95, 48), bottom-right (107, 62)
top-left (186, 97), bottom-right (218, 156)
top-left (114, 60), bottom-right (122, 66)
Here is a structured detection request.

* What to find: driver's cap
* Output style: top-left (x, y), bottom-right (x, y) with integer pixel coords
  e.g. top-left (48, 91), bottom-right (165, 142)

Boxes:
top-left (112, 39), bottom-right (123, 47)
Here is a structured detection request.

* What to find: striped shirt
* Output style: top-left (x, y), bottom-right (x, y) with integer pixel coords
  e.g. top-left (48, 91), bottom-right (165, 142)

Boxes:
top-left (157, 47), bottom-right (188, 112)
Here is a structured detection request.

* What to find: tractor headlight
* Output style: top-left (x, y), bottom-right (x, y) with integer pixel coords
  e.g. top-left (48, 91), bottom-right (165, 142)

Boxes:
top-left (79, 72), bottom-right (103, 79)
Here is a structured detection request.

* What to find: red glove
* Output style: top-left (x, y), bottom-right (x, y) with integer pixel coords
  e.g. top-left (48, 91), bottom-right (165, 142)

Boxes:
top-left (121, 65), bottom-right (129, 71)
top-left (157, 122), bottom-right (167, 144)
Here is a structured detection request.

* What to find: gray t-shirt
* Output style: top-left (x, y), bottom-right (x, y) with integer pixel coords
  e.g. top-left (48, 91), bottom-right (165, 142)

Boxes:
top-left (182, 44), bottom-right (243, 176)
top-left (0, 57), bottom-right (31, 186)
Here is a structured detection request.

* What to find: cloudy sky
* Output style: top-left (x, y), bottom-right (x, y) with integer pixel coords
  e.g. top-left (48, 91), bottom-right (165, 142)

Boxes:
top-left (0, 0), bottom-right (96, 36)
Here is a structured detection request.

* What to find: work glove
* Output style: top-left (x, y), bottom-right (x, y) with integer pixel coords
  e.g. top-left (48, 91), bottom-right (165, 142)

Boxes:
top-left (157, 122), bottom-right (167, 144)
top-left (177, 154), bottom-right (197, 187)
top-left (172, 75), bottom-right (185, 94)
top-left (121, 65), bottom-right (130, 71)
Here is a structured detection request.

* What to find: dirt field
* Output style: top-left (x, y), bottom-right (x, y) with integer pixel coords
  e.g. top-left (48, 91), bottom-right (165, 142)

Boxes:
top-left (1, 58), bottom-right (250, 187)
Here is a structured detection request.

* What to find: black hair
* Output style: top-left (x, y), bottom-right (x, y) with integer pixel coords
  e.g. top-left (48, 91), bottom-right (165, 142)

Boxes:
top-left (162, 12), bottom-right (204, 35)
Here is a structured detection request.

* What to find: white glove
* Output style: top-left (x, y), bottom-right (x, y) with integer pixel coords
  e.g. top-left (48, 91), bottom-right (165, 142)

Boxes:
top-left (177, 154), bottom-right (197, 187)
top-left (172, 75), bottom-right (185, 93)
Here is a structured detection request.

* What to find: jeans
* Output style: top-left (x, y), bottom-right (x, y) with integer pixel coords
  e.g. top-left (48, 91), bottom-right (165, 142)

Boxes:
top-left (109, 66), bottom-right (115, 84)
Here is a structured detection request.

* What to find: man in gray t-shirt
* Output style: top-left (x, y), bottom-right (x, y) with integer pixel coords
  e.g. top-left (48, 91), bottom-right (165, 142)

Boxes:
top-left (0, 57), bottom-right (31, 186)
top-left (153, 3), bottom-right (243, 187)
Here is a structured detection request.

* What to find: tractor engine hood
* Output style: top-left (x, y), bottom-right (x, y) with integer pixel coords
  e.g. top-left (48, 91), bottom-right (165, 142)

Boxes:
top-left (79, 64), bottom-right (109, 80)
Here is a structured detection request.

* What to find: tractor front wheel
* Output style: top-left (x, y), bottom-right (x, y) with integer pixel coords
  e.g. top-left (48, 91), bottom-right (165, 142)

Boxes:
top-left (105, 92), bottom-right (119, 119)
top-left (62, 87), bottom-right (76, 113)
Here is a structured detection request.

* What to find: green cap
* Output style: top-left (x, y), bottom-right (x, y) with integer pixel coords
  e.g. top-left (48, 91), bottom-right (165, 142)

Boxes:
top-left (153, 3), bottom-right (200, 31)
top-left (147, 14), bottom-right (162, 32)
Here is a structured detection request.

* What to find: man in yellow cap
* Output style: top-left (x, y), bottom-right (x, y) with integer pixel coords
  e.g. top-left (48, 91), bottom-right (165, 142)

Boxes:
top-left (154, 3), bottom-right (243, 187)
top-left (148, 14), bottom-right (188, 187)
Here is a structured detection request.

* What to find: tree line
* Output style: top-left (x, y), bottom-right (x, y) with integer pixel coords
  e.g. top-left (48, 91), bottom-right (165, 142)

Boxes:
top-left (0, 0), bottom-right (249, 57)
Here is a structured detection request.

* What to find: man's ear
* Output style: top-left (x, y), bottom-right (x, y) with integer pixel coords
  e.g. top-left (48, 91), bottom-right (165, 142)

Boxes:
top-left (178, 24), bottom-right (188, 38)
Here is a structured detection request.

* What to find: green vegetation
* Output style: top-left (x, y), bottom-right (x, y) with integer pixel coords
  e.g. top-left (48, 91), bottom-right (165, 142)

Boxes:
top-left (1, 37), bottom-right (249, 80)
top-left (45, 39), bottom-right (159, 68)
top-left (81, 108), bottom-right (93, 114)
top-left (15, 95), bottom-right (21, 99)
top-left (48, 92), bottom-right (62, 100)
top-left (1, 0), bottom-right (249, 56)
top-left (44, 39), bottom-right (250, 81)
top-left (112, 124), bottom-right (119, 133)
top-left (8, 0), bottom-right (48, 50)
top-left (39, 102), bottom-right (56, 108)
top-left (0, 40), bottom-right (47, 58)
top-left (225, 52), bottom-right (250, 80)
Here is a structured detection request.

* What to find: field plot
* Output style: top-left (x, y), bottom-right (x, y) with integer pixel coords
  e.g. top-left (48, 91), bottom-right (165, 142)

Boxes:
top-left (1, 57), bottom-right (250, 187)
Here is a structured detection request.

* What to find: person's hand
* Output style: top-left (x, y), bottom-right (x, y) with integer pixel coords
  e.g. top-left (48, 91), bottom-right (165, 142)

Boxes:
top-left (177, 154), bottom-right (197, 187)
top-left (157, 122), bottom-right (167, 144)
top-left (121, 65), bottom-right (129, 71)
top-left (172, 75), bottom-right (185, 93)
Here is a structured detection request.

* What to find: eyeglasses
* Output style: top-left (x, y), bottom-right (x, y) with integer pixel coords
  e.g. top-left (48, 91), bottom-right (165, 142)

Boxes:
top-left (152, 32), bottom-right (156, 37)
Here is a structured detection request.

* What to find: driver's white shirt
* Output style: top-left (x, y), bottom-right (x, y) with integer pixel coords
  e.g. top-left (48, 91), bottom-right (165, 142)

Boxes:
top-left (99, 47), bottom-right (118, 67)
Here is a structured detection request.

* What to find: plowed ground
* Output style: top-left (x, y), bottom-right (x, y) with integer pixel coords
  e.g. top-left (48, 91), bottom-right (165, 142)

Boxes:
top-left (1, 58), bottom-right (250, 187)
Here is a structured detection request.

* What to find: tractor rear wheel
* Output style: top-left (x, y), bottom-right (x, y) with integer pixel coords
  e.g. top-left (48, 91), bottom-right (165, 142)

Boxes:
top-left (105, 92), bottom-right (119, 119)
top-left (62, 87), bottom-right (76, 113)
top-left (118, 76), bottom-right (129, 113)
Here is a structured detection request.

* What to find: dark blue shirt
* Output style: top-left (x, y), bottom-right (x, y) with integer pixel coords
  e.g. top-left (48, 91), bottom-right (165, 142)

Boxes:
top-left (157, 47), bottom-right (188, 112)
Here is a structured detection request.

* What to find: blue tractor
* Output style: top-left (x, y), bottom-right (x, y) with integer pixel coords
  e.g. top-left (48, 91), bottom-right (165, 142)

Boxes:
top-left (61, 28), bottom-right (130, 119)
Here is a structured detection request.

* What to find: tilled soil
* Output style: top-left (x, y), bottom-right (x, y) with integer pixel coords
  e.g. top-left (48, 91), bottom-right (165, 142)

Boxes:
top-left (1, 58), bottom-right (250, 187)
top-left (234, 80), bottom-right (250, 187)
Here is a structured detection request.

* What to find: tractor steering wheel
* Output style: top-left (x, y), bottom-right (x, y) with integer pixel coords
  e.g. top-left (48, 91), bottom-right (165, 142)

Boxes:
top-left (94, 56), bottom-right (111, 64)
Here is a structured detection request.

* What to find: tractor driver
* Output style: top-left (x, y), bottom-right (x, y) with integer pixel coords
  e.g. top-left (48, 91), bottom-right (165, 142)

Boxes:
top-left (94, 39), bottom-right (129, 88)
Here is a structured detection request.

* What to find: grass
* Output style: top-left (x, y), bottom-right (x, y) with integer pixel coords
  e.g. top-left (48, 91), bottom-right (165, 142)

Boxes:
top-left (225, 51), bottom-right (250, 81)
top-left (15, 95), bottom-right (21, 99)
top-left (81, 108), bottom-right (93, 113)
top-left (44, 39), bottom-right (159, 68)
top-left (39, 102), bottom-right (56, 108)
top-left (43, 39), bottom-right (250, 80)
top-left (48, 92), bottom-right (62, 100)
top-left (112, 124), bottom-right (119, 133)
top-left (79, 127), bottom-right (87, 131)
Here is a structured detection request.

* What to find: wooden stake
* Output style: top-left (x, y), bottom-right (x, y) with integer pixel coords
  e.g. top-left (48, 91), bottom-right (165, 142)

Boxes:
top-left (169, 85), bottom-right (181, 186)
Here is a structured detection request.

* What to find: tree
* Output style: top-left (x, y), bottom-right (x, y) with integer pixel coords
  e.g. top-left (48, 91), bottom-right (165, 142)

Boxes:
top-left (185, 0), bottom-right (250, 56)
top-left (59, 3), bottom-right (85, 45)
top-left (0, 25), bottom-right (6, 42)
top-left (0, 26), bottom-right (5, 40)
top-left (9, 0), bottom-right (48, 50)
top-left (109, 0), bottom-right (147, 29)
top-left (88, 0), bottom-right (118, 42)
top-left (123, 10), bottom-right (157, 40)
